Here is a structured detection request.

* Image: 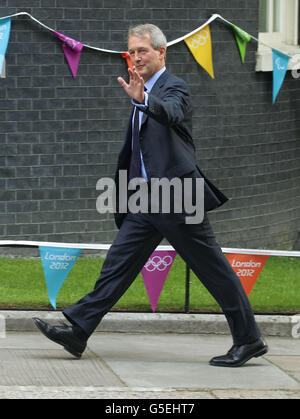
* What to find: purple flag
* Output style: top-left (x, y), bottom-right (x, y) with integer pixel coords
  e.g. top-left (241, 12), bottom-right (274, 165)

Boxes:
top-left (53, 31), bottom-right (83, 78)
top-left (141, 250), bottom-right (177, 312)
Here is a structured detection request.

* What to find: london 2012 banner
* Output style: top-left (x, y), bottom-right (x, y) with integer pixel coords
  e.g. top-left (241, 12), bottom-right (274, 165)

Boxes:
top-left (39, 246), bottom-right (82, 310)
top-left (226, 253), bottom-right (269, 296)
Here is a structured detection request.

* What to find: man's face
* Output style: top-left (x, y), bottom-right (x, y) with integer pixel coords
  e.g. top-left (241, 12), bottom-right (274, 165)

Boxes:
top-left (128, 34), bottom-right (166, 82)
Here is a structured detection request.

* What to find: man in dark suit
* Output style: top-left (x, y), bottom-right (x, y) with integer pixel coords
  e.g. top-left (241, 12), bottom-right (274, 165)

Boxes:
top-left (34, 24), bottom-right (267, 367)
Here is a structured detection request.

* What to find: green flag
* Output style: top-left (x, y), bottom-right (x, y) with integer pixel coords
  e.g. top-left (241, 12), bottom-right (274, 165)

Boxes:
top-left (232, 24), bottom-right (251, 63)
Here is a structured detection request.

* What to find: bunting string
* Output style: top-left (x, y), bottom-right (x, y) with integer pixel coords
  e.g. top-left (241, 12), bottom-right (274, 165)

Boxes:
top-left (0, 11), bottom-right (296, 101)
top-left (0, 11), bottom-right (127, 54)
top-left (0, 11), bottom-right (294, 57)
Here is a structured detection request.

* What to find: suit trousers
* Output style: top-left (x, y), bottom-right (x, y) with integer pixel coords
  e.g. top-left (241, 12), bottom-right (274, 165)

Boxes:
top-left (63, 211), bottom-right (261, 345)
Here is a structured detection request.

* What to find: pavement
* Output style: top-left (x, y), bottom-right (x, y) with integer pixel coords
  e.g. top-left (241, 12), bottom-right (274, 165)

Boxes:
top-left (0, 311), bottom-right (300, 399)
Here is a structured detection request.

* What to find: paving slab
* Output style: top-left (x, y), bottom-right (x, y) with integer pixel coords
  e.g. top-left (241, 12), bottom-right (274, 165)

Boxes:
top-left (0, 332), bottom-right (299, 399)
top-left (88, 333), bottom-right (300, 391)
top-left (0, 348), bottom-right (123, 387)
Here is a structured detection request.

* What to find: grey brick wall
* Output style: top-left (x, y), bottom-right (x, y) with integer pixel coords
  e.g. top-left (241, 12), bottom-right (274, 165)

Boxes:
top-left (0, 0), bottom-right (299, 250)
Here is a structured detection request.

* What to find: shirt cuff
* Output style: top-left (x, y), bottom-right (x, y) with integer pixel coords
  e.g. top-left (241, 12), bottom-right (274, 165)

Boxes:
top-left (131, 91), bottom-right (149, 110)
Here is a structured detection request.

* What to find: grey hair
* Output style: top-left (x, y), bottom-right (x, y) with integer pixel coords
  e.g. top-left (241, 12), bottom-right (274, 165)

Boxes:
top-left (128, 24), bottom-right (167, 50)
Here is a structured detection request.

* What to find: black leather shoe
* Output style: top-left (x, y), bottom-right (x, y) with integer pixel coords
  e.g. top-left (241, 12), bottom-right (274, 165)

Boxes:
top-left (33, 318), bottom-right (87, 359)
top-left (209, 338), bottom-right (268, 367)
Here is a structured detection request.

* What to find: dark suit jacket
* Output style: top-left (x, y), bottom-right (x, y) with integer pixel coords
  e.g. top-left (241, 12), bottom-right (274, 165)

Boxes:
top-left (114, 70), bottom-right (228, 228)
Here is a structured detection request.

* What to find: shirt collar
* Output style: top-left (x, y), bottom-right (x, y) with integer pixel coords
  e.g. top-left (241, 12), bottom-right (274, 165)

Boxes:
top-left (144, 66), bottom-right (166, 93)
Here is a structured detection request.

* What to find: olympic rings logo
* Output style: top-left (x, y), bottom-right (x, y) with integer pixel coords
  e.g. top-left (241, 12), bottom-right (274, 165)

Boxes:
top-left (187, 30), bottom-right (209, 49)
top-left (144, 255), bottom-right (174, 272)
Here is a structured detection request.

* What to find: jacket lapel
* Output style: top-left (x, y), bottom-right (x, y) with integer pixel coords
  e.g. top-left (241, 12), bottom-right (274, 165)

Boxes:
top-left (118, 107), bottom-right (133, 168)
top-left (149, 70), bottom-right (169, 97)
top-left (141, 109), bottom-right (148, 126)
top-left (141, 70), bottom-right (170, 127)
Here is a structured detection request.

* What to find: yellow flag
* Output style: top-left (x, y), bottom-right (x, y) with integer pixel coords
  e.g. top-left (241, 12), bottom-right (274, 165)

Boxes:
top-left (184, 25), bottom-right (215, 79)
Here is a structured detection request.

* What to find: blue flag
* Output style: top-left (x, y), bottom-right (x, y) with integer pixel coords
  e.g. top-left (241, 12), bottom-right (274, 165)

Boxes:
top-left (272, 49), bottom-right (290, 104)
top-left (39, 246), bottom-right (82, 310)
top-left (0, 18), bottom-right (11, 75)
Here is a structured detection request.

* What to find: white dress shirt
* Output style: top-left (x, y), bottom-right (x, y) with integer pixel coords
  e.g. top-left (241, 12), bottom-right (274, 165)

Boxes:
top-left (131, 66), bottom-right (166, 181)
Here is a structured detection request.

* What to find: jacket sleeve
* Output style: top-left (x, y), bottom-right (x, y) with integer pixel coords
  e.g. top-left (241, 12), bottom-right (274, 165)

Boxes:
top-left (143, 79), bottom-right (191, 126)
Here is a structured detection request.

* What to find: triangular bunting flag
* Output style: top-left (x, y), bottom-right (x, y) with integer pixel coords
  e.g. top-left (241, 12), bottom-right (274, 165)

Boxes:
top-left (141, 250), bottom-right (177, 312)
top-left (53, 31), bottom-right (83, 78)
top-left (232, 24), bottom-right (251, 63)
top-left (184, 25), bottom-right (215, 79)
top-left (0, 17), bottom-right (11, 75)
top-left (0, 57), bottom-right (6, 78)
top-left (272, 49), bottom-right (291, 104)
top-left (226, 254), bottom-right (269, 296)
top-left (39, 246), bottom-right (82, 309)
top-left (121, 52), bottom-right (133, 69)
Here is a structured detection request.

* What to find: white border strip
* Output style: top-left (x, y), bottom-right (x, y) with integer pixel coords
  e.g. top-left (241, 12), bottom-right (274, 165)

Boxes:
top-left (0, 240), bottom-right (299, 257)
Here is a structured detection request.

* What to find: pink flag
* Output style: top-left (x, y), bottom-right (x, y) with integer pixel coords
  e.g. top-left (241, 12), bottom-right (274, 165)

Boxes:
top-left (141, 250), bottom-right (177, 312)
top-left (53, 31), bottom-right (83, 78)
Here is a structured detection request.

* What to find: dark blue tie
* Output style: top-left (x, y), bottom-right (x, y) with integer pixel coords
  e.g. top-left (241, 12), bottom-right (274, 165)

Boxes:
top-left (129, 106), bottom-right (141, 180)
